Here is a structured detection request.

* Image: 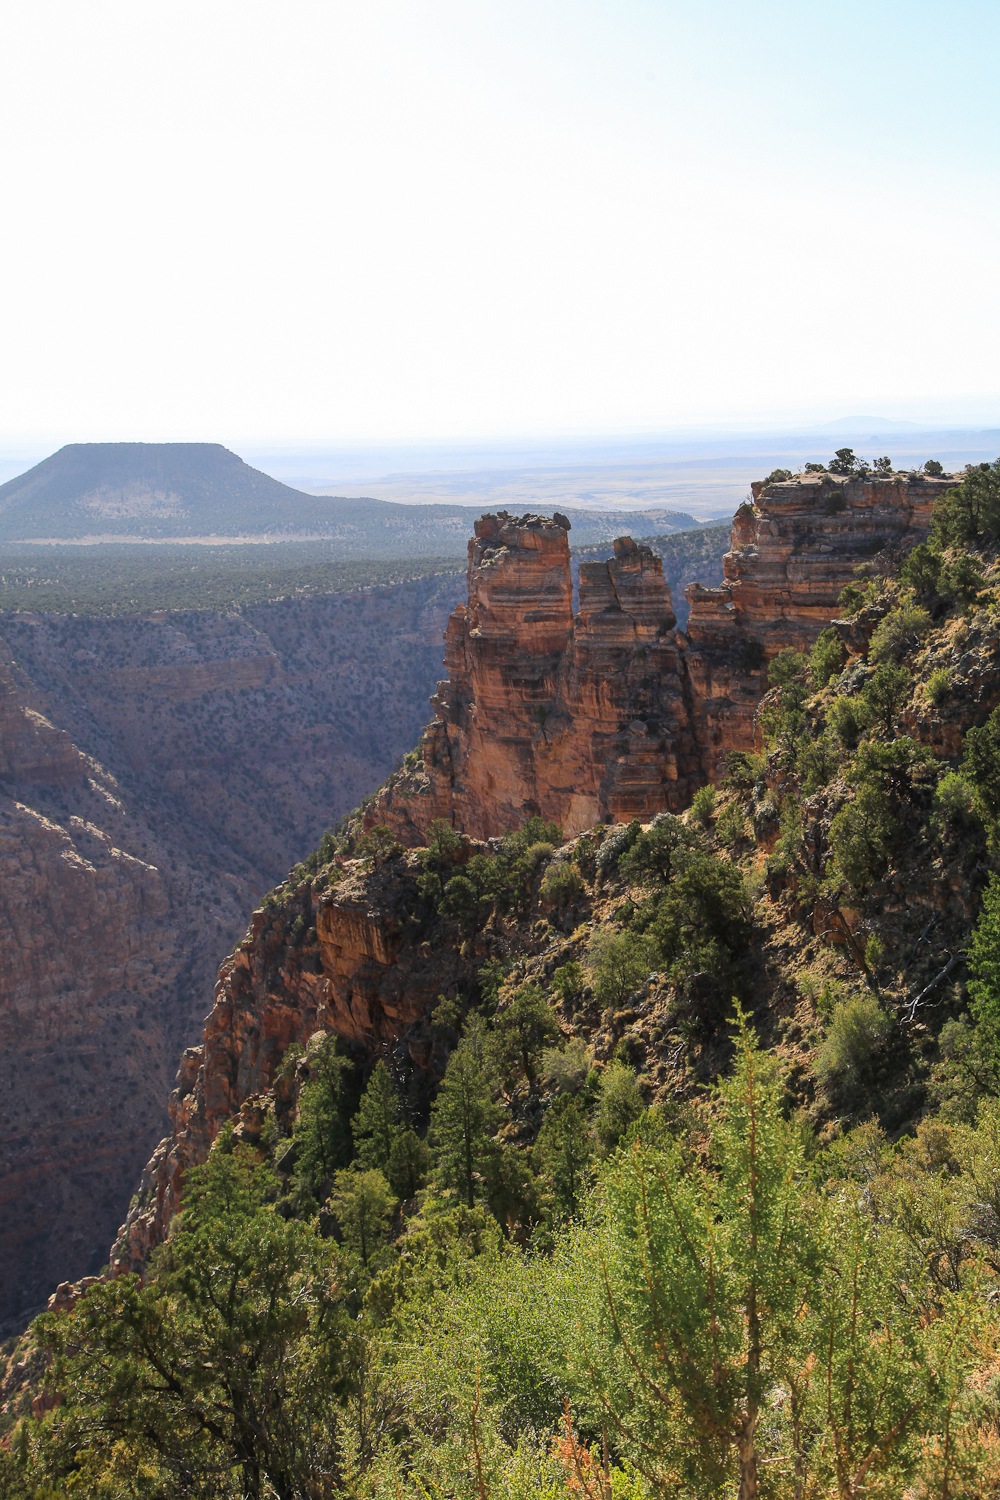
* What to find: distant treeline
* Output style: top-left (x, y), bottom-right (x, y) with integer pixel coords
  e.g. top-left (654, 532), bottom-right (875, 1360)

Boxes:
top-left (0, 527), bottom-right (731, 620)
top-left (0, 544), bottom-right (467, 616)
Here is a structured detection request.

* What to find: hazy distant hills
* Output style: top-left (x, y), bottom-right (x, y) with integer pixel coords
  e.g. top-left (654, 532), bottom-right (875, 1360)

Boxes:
top-left (0, 443), bottom-right (710, 553)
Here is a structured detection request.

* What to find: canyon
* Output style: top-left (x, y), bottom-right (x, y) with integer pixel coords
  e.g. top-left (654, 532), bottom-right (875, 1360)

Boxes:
top-left (0, 570), bottom-right (464, 1330)
top-left (110, 467), bottom-right (952, 1275)
top-left (368, 470), bottom-right (947, 842)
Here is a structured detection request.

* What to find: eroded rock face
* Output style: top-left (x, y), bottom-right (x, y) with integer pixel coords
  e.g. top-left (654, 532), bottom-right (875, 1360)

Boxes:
top-left (369, 477), bottom-right (947, 839)
top-left (112, 857), bottom-right (481, 1273)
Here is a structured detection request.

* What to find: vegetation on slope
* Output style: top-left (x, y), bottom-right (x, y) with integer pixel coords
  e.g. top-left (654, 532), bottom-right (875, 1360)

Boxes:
top-left (0, 544), bottom-right (465, 616)
top-left (6, 463), bottom-right (1000, 1496)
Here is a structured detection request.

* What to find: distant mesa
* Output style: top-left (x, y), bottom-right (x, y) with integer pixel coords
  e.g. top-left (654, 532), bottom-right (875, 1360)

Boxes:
top-left (0, 442), bottom-right (350, 543)
top-left (0, 442), bottom-right (714, 554)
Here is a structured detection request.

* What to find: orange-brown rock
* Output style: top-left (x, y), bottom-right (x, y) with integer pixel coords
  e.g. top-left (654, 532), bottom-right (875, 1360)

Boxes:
top-left (370, 516), bottom-right (699, 839)
top-left (368, 476), bottom-right (949, 840)
top-left (111, 856), bottom-right (483, 1274)
top-left (680, 471), bottom-right (952, 775)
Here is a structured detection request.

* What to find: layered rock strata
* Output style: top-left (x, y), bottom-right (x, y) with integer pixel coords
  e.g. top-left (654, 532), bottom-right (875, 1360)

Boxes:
top-left (0, 572), bottom-right (464, 1332)
top-left (112, 856), bottom-right (485, 1274)
top-left (369, 474), bottom-right (949, 840)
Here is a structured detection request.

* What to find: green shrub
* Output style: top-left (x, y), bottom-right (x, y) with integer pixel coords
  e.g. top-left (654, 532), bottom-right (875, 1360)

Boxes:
top-left (861, 662), bottom-right (911, 734)
top-left (439, 875), bottom-right (479, 925)
top-left (797, 732), bottom-right (838, 794)
top-left (826, 694), bottom-right (871, 751)
top-left (691, 785), bottom-right (716, 827)
top-left (837, 583), bottom-right (865, 615)
top-left (647, 851), bottom-right (750, 974)
top-left (931, 772), bottom-right (981, 842)
top-left (493, 984), bottom-right (560, 1083)
top-left (900, 542), bottom-right (942, 596)
top-left (768, 648), bottom-right (809, 688)
top-left (595, 820), bottom-right (641, 874)
top-left (940, 554), bottom-right (987, 609)
top-left (539, 859), bottom-right (583, 907)
top-left (723, 750), bottom-right (766, 789)
top-left (356, 824), bottom-right (402, 868)
top-left (810, 627), bottom-right (846, 687)
top-left (550, 961), bottom-right (584, 1005)
top-left (926, 668), bottom-right (950, 706)
top-left (619, 814), bottom-right (702, 886)
top-left (930, 458), bottom-right (1000, 548)
top-left (585, 928), bottom-right (658, 1009)
top-left (423, 818), bottom-right (462, 863)
top-left (595, 1061), bottom-right (646, 1152)
top-left (827, 781), bottom-right (898, 901)
top-left (541, 1037), bottom-right (591, 1093)
top-left (798, 972), bottom-right (848, 1020)
top-left (716, 802), bottom-right (747, 846)
top-left (763, 468), bottom-right (792, 484)
top-left (815, 994), bottom-right (892, 1095)
top-left (868, 604), bottom-right (931, 664)
top-left (963, 706), bottom-right (1000, 829)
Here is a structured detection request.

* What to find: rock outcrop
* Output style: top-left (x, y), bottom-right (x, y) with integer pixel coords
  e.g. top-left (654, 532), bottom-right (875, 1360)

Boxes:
top-left (112, 856), bottom-right (483, 1274)
top-left (368, 474), bottom-right (949, 842)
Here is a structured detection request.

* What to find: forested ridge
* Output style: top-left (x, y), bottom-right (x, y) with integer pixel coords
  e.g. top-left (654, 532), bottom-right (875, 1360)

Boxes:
top-left (7, 463), bottom-right (1000, 1496)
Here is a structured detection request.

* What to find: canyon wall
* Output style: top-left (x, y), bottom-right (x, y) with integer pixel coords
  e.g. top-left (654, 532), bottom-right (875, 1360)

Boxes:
top-left (370, 472), bottom-right (948, 842)
top-left (0, 572), bottom-right (463, 1332)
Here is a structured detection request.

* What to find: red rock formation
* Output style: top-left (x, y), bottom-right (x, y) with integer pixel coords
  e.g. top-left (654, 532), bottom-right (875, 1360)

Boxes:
top-left (369, 475), bottom-right (950, 840)
top-left (111, 860), bottom-right (482, 1274)
top-left (680, 471), bottom-right (950, 776)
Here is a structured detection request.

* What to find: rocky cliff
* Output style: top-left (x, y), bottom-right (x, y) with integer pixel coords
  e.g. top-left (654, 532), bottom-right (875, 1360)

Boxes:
top-left (369, 473), bottom-right (950, 841)
top-left (102, 466), bottom-right (972, 1286)
top-left (112, 854), bottom-right (486, 1274)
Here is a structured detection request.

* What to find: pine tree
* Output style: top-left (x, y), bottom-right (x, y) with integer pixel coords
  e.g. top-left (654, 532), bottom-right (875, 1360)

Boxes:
top-left (352, 1060), bottom-right (402, 1174)
top-left (533, 1095), bottom-right (593, 1220)
top-left (293, 1036), bottom-right (353, 1202)
top-left (328, 1168), bottom-right (396, 1268)
top-left (430, 1020), bottom-right (499, 1208)
top-left (583, 1011), bottom-right (817, 1498)
top-left (492, 984), bottom-right (559, 1083)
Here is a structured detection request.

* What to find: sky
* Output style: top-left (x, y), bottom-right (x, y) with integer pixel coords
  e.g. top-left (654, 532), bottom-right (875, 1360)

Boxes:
top-left (0, 0), bottom-right (998, 451)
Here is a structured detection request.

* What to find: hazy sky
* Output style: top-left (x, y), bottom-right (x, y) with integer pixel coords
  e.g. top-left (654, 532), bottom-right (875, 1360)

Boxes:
top-left (1, 1), bottom-right (997, 447)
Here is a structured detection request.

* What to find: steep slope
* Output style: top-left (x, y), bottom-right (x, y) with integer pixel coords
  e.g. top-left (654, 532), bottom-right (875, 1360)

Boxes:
top-left (0, 570), bottom-right (464, 1331)
top-left (110, 542), bottom-right (1000, 1277)
top-left (106, 468), bottom-right (974, 1278)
